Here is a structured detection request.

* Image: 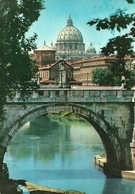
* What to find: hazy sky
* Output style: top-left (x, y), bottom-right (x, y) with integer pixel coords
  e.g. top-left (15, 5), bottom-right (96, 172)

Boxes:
top-left (27, 0), bottom-right (135, 52)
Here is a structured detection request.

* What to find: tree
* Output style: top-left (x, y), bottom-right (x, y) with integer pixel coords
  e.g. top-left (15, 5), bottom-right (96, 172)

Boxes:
top-left (0, 0), bottom-right (45, 122)
top-left (87, 1), bottom-right (135, 89)
top-left (92, 68), bottom-right (121, 86)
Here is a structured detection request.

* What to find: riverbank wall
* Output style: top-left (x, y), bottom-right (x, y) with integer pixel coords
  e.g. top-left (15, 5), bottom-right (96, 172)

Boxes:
top-left (25, 182), bottom-right (86, 194)
top-left (94, 155), bottom-right (135, 180)
top-left (0, 179), bottom-right (86, 194)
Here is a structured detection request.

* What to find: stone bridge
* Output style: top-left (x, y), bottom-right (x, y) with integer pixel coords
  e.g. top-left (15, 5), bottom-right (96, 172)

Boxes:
top-left (1, 88), bottom-right (135, 177)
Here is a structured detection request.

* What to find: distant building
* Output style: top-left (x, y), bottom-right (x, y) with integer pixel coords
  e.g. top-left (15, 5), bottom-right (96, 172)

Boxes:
top-left (70, 55), bottom-right (133, 85)
top-left (39, 60), bottom-right (82, 87)
top-left (34, 42), bottom-right (56, 67)
top-left (38, 56), bottom-right (133, 86)
top-left (69, 56), bottom-right (111, 85)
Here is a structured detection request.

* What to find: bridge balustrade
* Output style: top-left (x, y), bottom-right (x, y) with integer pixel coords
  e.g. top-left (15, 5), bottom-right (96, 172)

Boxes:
top-left (36, 89), bottom-right (133, 98)
top-left (7, 88), bottom-right (135, 103)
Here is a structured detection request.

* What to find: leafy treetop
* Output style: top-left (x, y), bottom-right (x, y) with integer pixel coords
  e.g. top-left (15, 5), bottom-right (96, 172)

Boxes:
top-left (87, 1), bottom-right (135, 89)
top-left (0, 0), bottom-right (45, 122)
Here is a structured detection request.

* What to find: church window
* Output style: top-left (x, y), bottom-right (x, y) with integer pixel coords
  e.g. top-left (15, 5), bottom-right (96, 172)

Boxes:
top-left (70, 45), bottom-right (72, 49)
top-left (44, 56), bottom-right (49, 61)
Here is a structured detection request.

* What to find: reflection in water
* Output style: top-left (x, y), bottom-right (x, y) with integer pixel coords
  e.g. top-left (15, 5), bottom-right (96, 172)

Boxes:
top-left (4, 116), bottom-right (135, 194)
top-left (102, 178), bottom-right (135, 194)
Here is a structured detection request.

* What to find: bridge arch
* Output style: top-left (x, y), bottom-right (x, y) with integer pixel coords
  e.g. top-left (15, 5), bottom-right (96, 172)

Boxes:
top-left (1, 103), bottom-right (125, 174)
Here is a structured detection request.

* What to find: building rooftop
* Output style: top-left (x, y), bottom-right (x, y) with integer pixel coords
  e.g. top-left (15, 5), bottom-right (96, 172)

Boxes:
top-left (35, 42), bottom-right (56, 51)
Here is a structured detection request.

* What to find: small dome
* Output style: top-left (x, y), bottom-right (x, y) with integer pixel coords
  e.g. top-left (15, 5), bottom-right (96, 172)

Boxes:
top-left (86, 43), bottom-right (96, 53)
top-left (57, 16), bottom-right (83, 42)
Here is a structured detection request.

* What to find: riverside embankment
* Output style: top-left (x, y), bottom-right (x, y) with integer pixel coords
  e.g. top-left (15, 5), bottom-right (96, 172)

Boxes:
top-left (0, 179), bottom-right (85, 194)
top-left (94, 155), bottom-right (135, 180)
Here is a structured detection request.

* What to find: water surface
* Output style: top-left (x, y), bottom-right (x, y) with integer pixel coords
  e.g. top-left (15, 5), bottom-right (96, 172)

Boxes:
top-left (4, 116), bottom-right (135, 194)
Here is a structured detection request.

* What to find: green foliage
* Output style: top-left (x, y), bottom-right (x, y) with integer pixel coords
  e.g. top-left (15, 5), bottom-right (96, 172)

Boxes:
top-left (88, 9), bottom-right (135, 58)
top-left (123, 69), bottom-right (135, 89)
top-left (126, 0), bottom-right (134, 3)
top-left (92, 68), bottom-right (113, 86)
top-left (88, 10), bottom-right (134, 33)
top-left (92, 68), bottom-right (122, 86)
top-left (100, 152), bottom-right (106, 158)
top-left (0, 0), bottom-right (45, 122)
top-left (54, 78), bottom-right (59, 85)
top-left (92, 67), bottom-right (135, 88)
top-left (87, 3), bottom-right (135, 90)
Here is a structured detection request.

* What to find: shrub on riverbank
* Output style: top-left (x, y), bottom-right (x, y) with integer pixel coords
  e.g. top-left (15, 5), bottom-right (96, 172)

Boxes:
top-left (100, 152), bottom-right (106, 158)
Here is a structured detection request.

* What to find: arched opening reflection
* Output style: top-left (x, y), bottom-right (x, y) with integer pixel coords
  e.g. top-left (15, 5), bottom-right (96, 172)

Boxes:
top-left (4, 114), bottom-right (105, 193)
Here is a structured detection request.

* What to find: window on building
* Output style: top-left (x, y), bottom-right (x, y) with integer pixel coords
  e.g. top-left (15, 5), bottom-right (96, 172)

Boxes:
top-left (44, 56), bottom-right (49, 61)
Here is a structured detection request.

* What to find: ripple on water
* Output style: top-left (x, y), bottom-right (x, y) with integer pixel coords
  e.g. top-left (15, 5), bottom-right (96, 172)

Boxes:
top-left (29, 136), bottom-right (41, 140)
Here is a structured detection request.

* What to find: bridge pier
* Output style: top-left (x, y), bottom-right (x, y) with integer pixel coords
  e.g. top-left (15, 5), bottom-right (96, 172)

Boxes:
top-left (0, 146), bottom-right (6, 171)
top-left (130, 126), bottom-right (135, 170)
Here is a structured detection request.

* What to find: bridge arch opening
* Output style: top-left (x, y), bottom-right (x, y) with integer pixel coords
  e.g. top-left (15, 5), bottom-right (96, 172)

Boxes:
top-left (1, 103), bottom-right (125, 174)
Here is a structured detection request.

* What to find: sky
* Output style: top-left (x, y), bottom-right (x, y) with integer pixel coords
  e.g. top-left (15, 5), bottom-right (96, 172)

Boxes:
top-left (27, 0), bottom-right (135, 53)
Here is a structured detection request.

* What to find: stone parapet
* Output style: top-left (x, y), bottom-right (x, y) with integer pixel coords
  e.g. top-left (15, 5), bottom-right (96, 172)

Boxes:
top-left (8, 89), bottom-right (135, 103)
